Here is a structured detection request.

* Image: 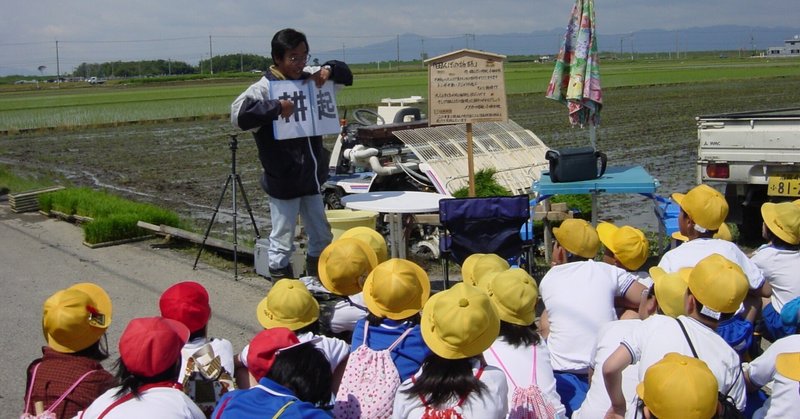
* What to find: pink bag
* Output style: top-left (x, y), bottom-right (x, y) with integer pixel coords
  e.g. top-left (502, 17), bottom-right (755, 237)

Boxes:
top-left (333, 326), bottom-right (413, 419)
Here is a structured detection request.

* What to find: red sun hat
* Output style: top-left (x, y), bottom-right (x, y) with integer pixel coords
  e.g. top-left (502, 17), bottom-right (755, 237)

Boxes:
top-left (159, 281), bottom-right (211, 333)
top-left (119, 317), bottom-right (189, 378)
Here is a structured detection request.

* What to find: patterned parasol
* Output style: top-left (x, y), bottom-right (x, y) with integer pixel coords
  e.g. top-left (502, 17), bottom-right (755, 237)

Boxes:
top-left (546, 0), bottom-right (602, 146)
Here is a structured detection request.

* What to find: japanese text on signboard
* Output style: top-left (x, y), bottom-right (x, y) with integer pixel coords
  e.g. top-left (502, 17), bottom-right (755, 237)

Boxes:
top-left (270, 80), bottom-right (340, 139)
top-left (428, 53), bottom-right (507, 125)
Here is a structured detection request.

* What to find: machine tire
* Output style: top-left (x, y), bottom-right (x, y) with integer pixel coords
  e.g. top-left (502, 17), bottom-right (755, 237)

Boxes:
top-left (323, 187), bottom-right (345, 210)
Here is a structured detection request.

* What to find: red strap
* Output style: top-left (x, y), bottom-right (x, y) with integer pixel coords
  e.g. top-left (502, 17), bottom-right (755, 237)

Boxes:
top-left (95, 381), bottom-right (180, 419)
top-left (214, 397), bottom-right (232, 419)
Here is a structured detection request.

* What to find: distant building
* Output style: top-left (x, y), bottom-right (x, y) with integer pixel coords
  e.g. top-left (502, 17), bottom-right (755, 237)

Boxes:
top-left (767, 35), bottom-right (800, 57)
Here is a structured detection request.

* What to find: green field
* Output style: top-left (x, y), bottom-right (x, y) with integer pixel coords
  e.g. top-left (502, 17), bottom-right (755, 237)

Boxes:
top-left (1, 56), bottom-right (799, 132)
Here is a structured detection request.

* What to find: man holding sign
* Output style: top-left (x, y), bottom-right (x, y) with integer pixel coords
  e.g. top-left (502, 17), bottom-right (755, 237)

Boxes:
top-left (231, 28), bottom-right (353, 280)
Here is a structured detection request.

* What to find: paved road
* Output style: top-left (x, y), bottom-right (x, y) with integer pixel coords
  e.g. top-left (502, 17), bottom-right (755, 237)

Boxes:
top-left (0, 203), bottom-right (267, 413)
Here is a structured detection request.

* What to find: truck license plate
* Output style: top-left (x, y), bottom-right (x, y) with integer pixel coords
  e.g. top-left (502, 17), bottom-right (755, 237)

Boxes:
top-left (767, 174), bottom-right (800, 197)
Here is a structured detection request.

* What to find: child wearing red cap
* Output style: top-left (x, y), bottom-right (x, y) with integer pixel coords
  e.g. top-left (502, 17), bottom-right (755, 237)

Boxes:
top-left (159, 281), bottom-right (236, 415)
top-left (79, 317), bottom-right (205, 418)
top-left (212, 328), bottom-right (332, 418)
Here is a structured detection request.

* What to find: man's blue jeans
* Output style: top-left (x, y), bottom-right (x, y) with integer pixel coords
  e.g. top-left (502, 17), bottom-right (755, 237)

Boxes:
top-left (268, 194), bottom-right (332, 272)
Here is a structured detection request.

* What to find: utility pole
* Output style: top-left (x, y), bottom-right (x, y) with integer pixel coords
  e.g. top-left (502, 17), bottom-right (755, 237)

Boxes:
top-left (55, 40), bottom-right (60, 82)
top-left (396, 35), bottom-right (400, 71)
top-left (209, 35), bottom-right (214, 74)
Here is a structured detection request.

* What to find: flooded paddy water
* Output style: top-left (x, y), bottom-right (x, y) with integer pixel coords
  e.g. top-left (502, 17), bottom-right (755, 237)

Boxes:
top-left (3, 76), bottom-right (800, 252)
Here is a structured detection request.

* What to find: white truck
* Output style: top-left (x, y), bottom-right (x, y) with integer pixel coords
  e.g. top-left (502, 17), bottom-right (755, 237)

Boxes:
top-left (697, 108), bottom-right (800, 240)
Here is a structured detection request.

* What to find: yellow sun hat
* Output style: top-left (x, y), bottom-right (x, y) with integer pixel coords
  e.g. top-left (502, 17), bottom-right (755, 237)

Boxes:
top-left (42, 283), bottom-right (113, 353)
top-left (553, 218), bottom-right (599, 259)
top-left (636, 353), bottom-right (719, 419)
top-left (421, 282), bottom-right (500, 359)
top-left (671, 184), bottom-right (728, 231)
top-left (485, 268), bottom-right (538, 326)
top-left (339, 226), bottom-right (389, 263)
top-left (363, 259), bottom-right (431, 320)
top-left (461, 253), bottom-right (510, 288)
top-left (648, 267), bottom-right (690, 318)
top-left (318, 238), bottom-right (378, 296)
top-left (761, 202), bottom-right (800, 245)
top-left (597, 222), bottom-right (649, 270)
top-left (257, 279), bottom-right (319, 330)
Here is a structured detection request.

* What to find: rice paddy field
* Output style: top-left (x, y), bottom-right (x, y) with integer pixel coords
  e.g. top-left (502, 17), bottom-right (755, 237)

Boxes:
top-left (2, 56), bottom-right (800, 238)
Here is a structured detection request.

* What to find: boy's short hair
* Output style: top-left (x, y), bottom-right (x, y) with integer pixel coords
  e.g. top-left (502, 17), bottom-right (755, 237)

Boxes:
top-left (271, 28), bottom-right (308, 62)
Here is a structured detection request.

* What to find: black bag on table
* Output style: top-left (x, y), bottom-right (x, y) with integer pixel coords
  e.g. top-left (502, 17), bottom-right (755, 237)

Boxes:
top-left (545, 147), bottom-right (607, 183)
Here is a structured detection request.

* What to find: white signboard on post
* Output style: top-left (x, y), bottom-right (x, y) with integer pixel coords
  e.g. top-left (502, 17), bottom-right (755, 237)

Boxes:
top-left (425, 49), bottom-right (508, 125)
top-left (270, 80), bottom-right (341, 139)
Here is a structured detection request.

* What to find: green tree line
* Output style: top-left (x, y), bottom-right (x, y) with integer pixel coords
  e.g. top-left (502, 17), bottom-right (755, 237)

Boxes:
top-left (72, 54), bottom-right (273, 78)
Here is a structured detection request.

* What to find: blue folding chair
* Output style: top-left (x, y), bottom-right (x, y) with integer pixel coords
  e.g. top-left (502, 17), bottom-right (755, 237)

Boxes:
top-left (438, 195), bottom-right (534, 288)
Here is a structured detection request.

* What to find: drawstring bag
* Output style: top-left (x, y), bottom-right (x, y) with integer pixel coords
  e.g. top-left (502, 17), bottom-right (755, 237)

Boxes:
top-left (489, 346), bottom-right (558, 419)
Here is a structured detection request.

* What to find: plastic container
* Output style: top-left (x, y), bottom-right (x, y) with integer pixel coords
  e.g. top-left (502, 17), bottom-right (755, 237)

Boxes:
top-left (326, 209), bottom-right (379, 240)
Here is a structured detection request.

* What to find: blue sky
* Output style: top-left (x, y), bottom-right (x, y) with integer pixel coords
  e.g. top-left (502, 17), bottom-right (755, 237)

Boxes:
top-left (1, 0), bottom-right (797, 75)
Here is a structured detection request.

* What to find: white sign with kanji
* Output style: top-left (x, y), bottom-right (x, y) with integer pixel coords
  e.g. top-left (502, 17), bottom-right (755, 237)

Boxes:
top-left (271, 80), bottom-right (340, 140)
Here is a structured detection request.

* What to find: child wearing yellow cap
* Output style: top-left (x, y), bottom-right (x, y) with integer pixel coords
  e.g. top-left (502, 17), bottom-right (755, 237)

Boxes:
top-left (334, 258), bottom-right (431, 418)
top-left (23, 283), bottom-right (117, 419)
top-left (483, 268), bottom-right (566, 417)
top-left (317, 232), bottom-right (383, 339)
top-left (238, 279), bottom-right (350, 391)
top-left (745, 310), bottom-right (800, 418)
top-left (393, 283), bottom-right (509, 418)
top-left (538, 219), bottom-right (646, 416)
top-left (634, 353), bottom-right (719, 419)
top-left (603, 254), bottom-right (749, 417)
top-left (750, 202), bottom-right (800, 341)
top-left (574, 267), bottom-right (689, 418)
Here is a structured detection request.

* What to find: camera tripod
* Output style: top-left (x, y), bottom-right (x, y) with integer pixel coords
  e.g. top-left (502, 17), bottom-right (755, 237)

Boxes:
top-left (193, 133), bottom-right (260, 280)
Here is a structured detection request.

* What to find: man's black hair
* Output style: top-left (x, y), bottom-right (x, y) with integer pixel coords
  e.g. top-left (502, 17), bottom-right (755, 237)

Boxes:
top-left (271, 28), bottom-right (308, 62)
top-left (266, 344), bottom-right (331, 406)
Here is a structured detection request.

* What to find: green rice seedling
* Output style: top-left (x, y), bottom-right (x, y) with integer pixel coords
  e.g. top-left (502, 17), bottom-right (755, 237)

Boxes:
top-left (83, 213), bottom-right (147, 244)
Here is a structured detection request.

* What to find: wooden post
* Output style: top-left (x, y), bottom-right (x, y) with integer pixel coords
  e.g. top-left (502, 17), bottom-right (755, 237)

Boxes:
top-left (467, 122), bottom-right (475, 197)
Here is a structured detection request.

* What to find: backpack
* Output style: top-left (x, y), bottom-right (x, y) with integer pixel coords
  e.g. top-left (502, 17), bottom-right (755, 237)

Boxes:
top-left (488, 346), bottom-right (558, 419)
top-left (333, 326), bottom-right (413, 419)
top-left (415, 363), bottom-right (486, 419)
top-left (21, 363), bottom-right (96, 419)
top-left (181, 342), bottom-right (236, 417)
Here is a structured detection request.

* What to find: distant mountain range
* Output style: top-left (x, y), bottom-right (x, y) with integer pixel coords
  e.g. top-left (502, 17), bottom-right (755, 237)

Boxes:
top-left (315, 25), bottom-right (800, 64)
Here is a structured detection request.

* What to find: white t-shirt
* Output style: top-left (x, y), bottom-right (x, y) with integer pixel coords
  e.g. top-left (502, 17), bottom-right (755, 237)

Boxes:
top-left (621, 314), bottom-right (746, 411)
top-left (392, 358), bottom-right (508, 419)
top-left (750, 245), bottom-right (800, 312)
top-left (540, 260), bottom-right (636, 372)
top-left (79, 386), bottom-right (205, 418)
top-left (748, 334), bottom-right (800, 419)
top-left (330, 293), bottom-right (368, 334)
top-left (240, 332), bottom-right (349, 372)
top-left (573, 319), bottom-right (641, 419)
top-left (178, 337), bottom-right (235, 384)
top-left (658, 238), bottom-right (765, 289)
top-left (484, 337), bottom-right (565, 417)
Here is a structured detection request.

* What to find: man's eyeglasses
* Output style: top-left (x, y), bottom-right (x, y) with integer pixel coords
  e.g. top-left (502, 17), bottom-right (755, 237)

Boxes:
top-left (287, 54), bottom-right (311, 64)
